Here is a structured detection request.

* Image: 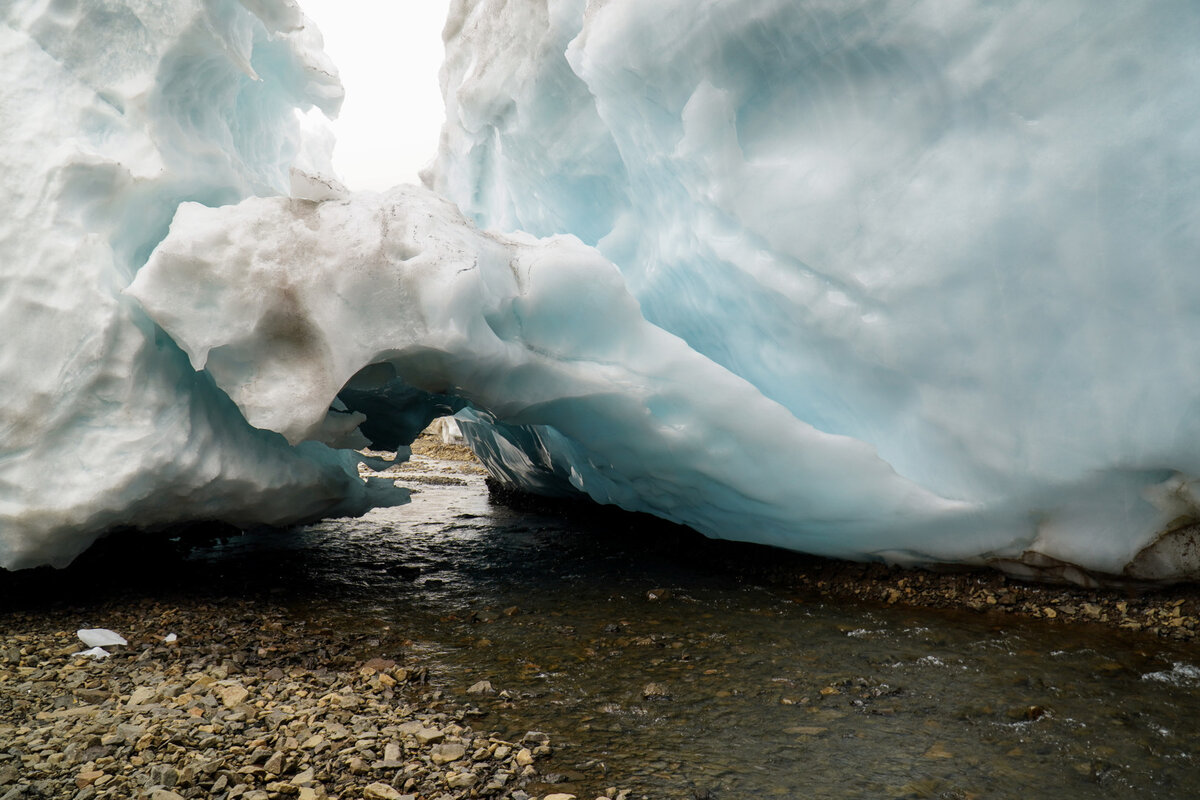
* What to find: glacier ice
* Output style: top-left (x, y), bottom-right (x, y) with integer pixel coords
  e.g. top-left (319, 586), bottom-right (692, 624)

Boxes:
top-left (129, 185), bottom-right (969, 565)
top-left (422, 0), bottom-right (1200, 581)
top-left (7, 0), bottom-right (1200, 583)
top-left (0, 0), bottom-right (402, 569)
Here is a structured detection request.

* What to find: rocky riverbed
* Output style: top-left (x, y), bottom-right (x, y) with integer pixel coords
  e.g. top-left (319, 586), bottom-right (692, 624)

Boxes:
top-left (0, 600), bottom-right (630, 800)
top-left (2, 432), bottom-right (1199, 799)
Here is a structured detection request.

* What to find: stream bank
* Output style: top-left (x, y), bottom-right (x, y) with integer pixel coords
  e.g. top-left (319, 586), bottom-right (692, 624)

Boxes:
top-left (2, 436), bottom-right (1198, 798)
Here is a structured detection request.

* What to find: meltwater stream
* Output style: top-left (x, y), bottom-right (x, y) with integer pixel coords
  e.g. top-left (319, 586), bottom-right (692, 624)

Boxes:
top-left (14, 452), bottom-right (1200, 798)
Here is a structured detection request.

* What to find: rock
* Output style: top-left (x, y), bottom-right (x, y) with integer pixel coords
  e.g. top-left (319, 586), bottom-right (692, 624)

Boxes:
top-left (467, 680), bottom-right (494, 695)
top-left (363, 782), bottom-right (403, 800)
top-left (515, 748), bottom-right (534, 767)
top-left (149, 791), bottom-right (185, 800)
top-left (127, 686), bottom-right (157, 707)
top-left (544, 794), bottom-right (577, 800)
top-left (116, 723), bottom-right (146, 745)
top-left (148, 764), bottom-right (179, 788)
top-left (214, 682), bottom-right (250, 708)
top-left (642, 682), bottom-right (671, 699)
top-left (646, 588), bottom-right (672, 601)
top-left (445, 771), bottom-right (478, 788)
top-left (431, 743), bottom-right (466, 765)
top-left (75, 770), bottom-right (104, 789)
top-left (414, 727), bottom-right (443, 746)
top-left (263, 752), bottom-right (285, 775)
top-left (383, 742), bottom-right (401, 762)
top-left (361, 658), bottom-right (396, 674)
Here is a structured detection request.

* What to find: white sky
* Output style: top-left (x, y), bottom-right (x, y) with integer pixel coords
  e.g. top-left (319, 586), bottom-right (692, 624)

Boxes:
top-left (299, 1), bottom-right (452, 191)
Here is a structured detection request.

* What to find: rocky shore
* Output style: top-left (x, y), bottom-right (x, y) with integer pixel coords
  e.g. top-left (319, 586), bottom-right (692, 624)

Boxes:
top-left (775, 558), bottom-right (1200, 642)
top-left (2, 432), bottom-right (1197, 800)
top-left (0, 601), bottom-right (630, 800)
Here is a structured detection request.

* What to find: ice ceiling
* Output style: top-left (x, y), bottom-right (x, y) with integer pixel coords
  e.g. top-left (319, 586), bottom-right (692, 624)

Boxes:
top-left (3, 0), bottom-right (1200, 583)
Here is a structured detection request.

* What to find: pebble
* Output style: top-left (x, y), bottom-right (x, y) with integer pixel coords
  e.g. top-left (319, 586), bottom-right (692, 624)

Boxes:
top-left (431, 742), bottom-right (466, 764)
top-left (0, 600), bottom-right (636, 800)
top-left (364, 782), bottom-right (404, 799)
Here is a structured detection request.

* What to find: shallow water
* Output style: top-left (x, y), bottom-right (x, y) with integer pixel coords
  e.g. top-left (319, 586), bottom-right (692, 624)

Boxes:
top-left (12, 456), bottom-right (1200, 798)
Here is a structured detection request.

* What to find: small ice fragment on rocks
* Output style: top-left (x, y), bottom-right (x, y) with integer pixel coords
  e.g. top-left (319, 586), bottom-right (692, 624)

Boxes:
top-left (164, 633), bottom-right (178, 642)
top-left (78, 628), bottom-right (127, 648)
top-left (74, 647), bottom-right (111, 659)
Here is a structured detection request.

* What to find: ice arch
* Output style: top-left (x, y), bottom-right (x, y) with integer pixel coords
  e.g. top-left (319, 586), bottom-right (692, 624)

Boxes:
top-left (5, 0), bottom-right (1200, 584)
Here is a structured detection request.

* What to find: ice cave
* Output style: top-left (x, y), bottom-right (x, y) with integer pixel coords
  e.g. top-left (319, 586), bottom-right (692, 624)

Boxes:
top-left (3, 0), bottom-right (1200, 583)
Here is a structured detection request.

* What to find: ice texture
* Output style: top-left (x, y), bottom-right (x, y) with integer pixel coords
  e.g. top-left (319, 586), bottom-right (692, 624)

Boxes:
top-left (8, 0), bottom-right (1200, 582)
top-left (0, 0), bottom-right (401, 569)
top-left (420, 0), bottom-right (1200, 581)
top-left (77, 629), bottom-right (128, 648)
top-left (130, 185), bottom-right (965, 564)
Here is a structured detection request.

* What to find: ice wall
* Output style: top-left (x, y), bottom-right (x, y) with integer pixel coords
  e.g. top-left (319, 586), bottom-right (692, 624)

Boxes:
top-left (425, 0), bottom-right (1200, 581)
top-left (130, 186), bottom-right (975, 569)
top-left (9, 0), bottom-right (1200, 582)
top-left (0, 0), bottom-right (400, 569)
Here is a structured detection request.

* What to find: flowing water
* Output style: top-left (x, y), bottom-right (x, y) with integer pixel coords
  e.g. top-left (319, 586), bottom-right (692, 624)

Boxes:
top-left (12, 454), bottom-right (1200, 798)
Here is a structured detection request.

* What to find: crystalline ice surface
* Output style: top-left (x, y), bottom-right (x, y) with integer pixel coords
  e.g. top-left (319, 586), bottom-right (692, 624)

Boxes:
top-left (0, 0), bottom-right (403, 569)
top-left (77, 628), bottom-right (128, 648)
top-left (9, 0), bottom-right (1200, 581)
top-left (420, 0), bottom-right (1200, 579)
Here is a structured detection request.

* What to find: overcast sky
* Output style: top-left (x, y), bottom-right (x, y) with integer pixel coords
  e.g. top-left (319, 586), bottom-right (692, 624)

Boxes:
top-left (299, 1), bottom-right (452, 191)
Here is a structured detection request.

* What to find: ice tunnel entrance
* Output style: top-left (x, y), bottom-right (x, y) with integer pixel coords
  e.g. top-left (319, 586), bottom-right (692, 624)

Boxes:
top-left (336, 363), bottom-right (468, 453)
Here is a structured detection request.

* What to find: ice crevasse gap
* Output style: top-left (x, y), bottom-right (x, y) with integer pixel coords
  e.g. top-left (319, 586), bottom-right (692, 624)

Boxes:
top-left (6, 0), bottom-right (1200, 584)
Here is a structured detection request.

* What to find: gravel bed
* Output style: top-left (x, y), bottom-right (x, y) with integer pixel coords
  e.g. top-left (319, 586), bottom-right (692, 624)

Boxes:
top-left (0, 602), bottom-right (630, 800)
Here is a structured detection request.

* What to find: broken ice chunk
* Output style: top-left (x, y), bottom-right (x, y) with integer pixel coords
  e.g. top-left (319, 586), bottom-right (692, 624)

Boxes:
top-left (77, 628), bottom-right (128, 648)
top-left (74, 646), bottom-right (111, 659)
